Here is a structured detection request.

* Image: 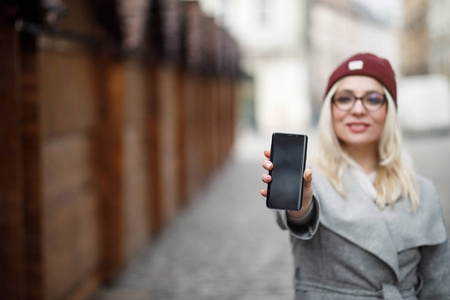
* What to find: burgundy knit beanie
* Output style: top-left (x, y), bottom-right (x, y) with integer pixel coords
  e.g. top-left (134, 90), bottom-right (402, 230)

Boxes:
top-left (324, 53), bottom-right (397, 106)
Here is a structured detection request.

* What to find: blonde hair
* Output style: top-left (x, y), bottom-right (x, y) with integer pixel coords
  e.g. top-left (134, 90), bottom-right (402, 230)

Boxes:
top-left (311, 81), bottom-right (420, 211)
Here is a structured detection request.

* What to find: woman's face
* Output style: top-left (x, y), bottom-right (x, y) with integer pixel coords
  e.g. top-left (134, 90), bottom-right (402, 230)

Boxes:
top-left (332, 75), bottom-right (387, 151)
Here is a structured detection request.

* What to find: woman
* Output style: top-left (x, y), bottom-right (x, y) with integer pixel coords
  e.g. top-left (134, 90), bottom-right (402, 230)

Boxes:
top-left (260, 53), bottom-right (450, 299)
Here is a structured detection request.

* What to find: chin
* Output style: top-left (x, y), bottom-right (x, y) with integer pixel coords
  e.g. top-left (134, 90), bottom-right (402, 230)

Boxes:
top-left (339, 133), bottom-right (374, 145)
top-left (343, 137), bottom-right (378, 148)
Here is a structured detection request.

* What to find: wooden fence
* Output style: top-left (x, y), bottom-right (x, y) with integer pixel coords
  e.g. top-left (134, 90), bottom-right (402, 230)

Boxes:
top-left (0, 0), bottom-right (240, 299)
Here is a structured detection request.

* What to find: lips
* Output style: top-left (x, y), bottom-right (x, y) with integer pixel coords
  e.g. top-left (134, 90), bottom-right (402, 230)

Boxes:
top-left (347, 122), bottom-right (369, 133)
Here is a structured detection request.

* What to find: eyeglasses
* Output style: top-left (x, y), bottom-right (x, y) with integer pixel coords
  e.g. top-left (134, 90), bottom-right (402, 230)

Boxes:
top-left (332, 91), bottom-right (386, 111)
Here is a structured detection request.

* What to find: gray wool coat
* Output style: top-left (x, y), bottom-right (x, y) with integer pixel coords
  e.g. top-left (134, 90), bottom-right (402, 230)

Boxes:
top-left (275, 167), bottom-right (450, 300)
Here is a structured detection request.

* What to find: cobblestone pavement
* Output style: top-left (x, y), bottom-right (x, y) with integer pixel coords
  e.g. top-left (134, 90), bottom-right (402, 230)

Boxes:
top-left (91, 130), bottom-right (295, 300)
top-left (91, 129), bottom-right (450, 300)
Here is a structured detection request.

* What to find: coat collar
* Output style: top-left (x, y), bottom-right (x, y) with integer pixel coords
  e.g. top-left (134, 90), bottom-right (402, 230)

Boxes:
top-left (311, 166), bottom-right (447, 281)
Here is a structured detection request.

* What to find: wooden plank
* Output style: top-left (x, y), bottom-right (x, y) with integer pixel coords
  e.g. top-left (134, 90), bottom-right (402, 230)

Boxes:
top-left (21, 31), bottom-right (45, 300)
top-left (37, 37), bottom-right (104, 299)
top-left (98, 59), bottom-right (126, 278)
top-left (156, 65), bottom-right (180, 225)
top-left (43, 188), bottom-right (99, 300)
top-left (0, 21), bottom-right (25, 300)
top-left (182, 74), bottom-right (205, 200)
top-left (39, 49), bottom-right (97, 138)
top-left (146, 65), bottom-right (161, 234)
top-left (123, 60), bottom-right (150, 259)
top-left (42, 133), bottom-right (94, 211)
top-left (176, 71), bottom-right (188, 205)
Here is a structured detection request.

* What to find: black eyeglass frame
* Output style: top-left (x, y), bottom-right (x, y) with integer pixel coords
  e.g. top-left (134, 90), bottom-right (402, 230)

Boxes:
top-left (332, 91), bottom-right (387, 112)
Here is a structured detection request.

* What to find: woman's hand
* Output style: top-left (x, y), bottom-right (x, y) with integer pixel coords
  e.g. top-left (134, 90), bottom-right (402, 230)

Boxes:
top-left (288, 168), bottom-right (313, 219)
top-left (260, 150), bottom-right (314, 219)
top-left (260, 150), bottom-right (273, 197)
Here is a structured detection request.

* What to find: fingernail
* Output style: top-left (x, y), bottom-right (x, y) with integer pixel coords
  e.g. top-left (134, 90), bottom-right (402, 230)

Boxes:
top-left (266, 162), bottom-right (271, 168)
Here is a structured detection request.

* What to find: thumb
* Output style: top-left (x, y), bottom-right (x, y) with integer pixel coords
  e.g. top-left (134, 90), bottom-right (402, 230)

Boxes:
top-left (302, 169), bottom-right (314, 204)
top-left (304, 169), bottom-right (313, 189)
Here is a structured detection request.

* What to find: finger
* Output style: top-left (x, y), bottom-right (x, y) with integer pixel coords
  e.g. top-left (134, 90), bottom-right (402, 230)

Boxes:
top-left (262, 160), bottom-right (273, 171)
top-left (261, 173), bottom-right (272, 183)
top-left (264, 150), bottom-right (271, 159)
top-left (260, 189), bottom-right (267, 197)
top-left (303, 169), bottom-right (313, 189)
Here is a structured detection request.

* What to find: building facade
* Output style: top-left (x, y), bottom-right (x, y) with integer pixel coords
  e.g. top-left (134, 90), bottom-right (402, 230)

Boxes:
top-left (401, 0), bottom-right (428, 76)
top-left (427, 0), bottom-right (450, 77)
top-left (198, 0), bottom-right (312, 134)
top-left (308, 0), bottom-right (401, 120)
top-left (399, 0), bottom-right (450, 133)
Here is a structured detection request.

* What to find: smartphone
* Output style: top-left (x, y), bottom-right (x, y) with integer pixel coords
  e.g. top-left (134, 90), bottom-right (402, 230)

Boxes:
top-left (266, 132), bottom-right (308, 211)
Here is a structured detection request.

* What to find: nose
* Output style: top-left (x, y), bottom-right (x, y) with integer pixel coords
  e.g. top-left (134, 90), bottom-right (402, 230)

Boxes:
top-left (350, 98), bottom-right (366, 115)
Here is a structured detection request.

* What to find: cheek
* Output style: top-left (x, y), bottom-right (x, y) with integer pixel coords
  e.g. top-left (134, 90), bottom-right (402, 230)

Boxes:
top-left (374, 108), bottom-right (388, 128)
top-left (331, 106), bottom-right (345, 133)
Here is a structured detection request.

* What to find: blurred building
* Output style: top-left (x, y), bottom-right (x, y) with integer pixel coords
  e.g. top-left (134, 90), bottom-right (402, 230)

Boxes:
top-left (427, 0), bottom-right (450, 77)
top-left (402, 0), bottom-right (450, 77)
top-left (399, 0), bottom-right (450, 133)
top-left (197, 0), bottom-right (403, 130)
top-left (401, 0), bottom-right (428, 75)
top-left (308, 0), bottom-right (401, 121)
top-left (0, 0), bottom-right (240, 299)
top-left (198, 0), bottom-right (311, 134)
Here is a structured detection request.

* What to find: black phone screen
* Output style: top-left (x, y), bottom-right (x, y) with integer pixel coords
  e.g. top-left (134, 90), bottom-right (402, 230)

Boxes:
top-left (266, 133), bottom-right (308, 211)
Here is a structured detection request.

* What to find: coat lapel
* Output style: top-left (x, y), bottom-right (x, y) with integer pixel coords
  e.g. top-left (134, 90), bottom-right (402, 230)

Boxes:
top-left (379, 175), bottom-right (447, 252)
top-left (312, 167), bottom-right (401, 280)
